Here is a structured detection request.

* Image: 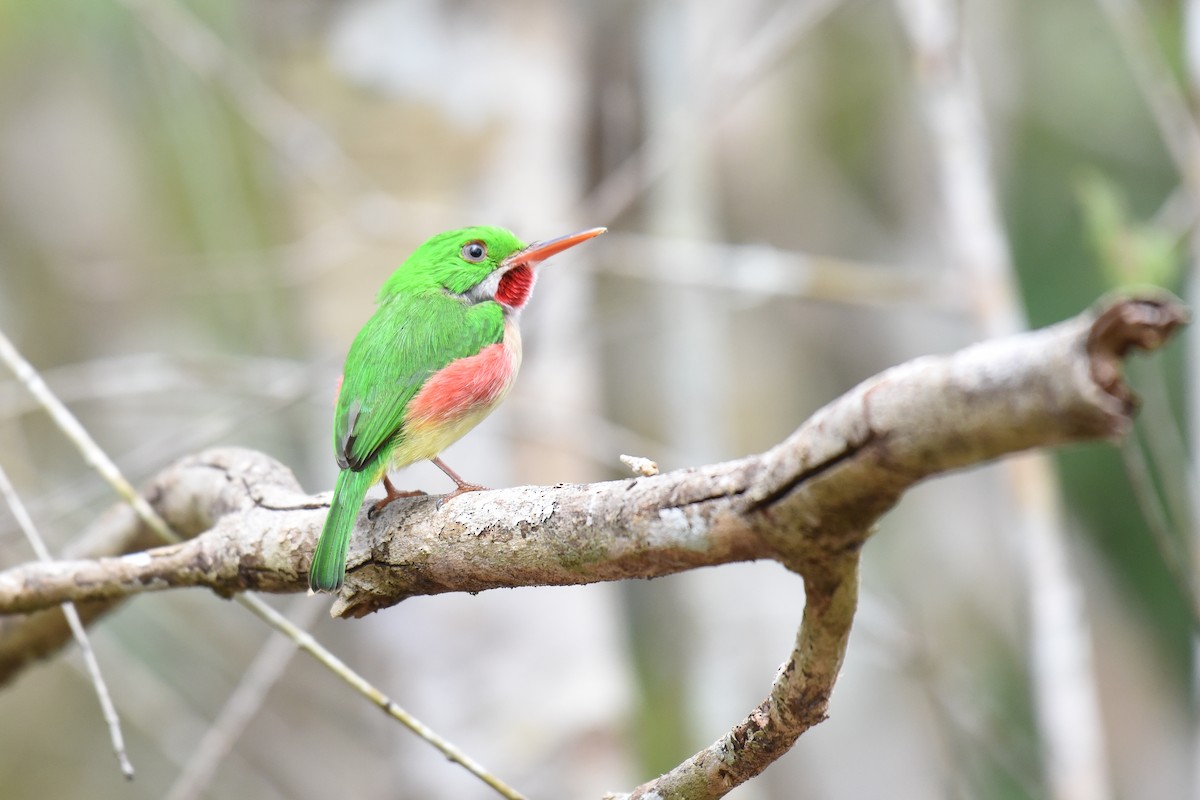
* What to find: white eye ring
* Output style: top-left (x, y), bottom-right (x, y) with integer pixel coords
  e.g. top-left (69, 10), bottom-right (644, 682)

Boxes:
top-left (461, 241), bottom-right (487, 263)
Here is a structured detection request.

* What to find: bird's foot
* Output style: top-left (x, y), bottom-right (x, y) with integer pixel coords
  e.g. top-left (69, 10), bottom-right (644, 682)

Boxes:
top-left (430, 456), bottom-right (489, 509)
top-left (368, 475), bottom-right (426, 520)
top-left (435, 482), bottom-right (488, 509)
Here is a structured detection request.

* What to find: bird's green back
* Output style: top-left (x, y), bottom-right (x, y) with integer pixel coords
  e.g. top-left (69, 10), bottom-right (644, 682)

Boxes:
top-left (334, 293), bottom-right (504, 471)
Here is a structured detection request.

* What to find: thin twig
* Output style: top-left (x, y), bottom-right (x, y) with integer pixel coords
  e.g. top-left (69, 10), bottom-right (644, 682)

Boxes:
top-left (0, 351), bottom-right (319, 535)
top-left (0, 327), bottom-right (527, 800)
top-left (0, 352), bottom-right (312, 419)
top-left (1101, 3), bottom-right (1200, 793)
top-left (238, 598), bottom-right (526, 800)
top-left (0, 331), bottom-right (179, 545)
top-left (862, 595), bottom-right (1045, 800)
top-left (0, 462), bottom-right (134, 779)
top-left (1119, 434), bottom-right (1200, 627)
top-left (164, 597), bottom-right (323, 800)
top-left (1129, 360), bottom-right (1197, 546)
top-left (1097, 0), bottom-right (1200, 188)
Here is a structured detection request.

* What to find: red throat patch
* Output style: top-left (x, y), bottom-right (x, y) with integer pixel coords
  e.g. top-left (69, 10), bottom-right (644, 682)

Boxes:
top-left (496, 265), bottom-right (535, 309)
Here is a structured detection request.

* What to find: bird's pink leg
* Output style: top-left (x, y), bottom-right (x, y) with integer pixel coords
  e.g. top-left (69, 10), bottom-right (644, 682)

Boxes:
top-left (432, 456), bottom-right (488, 503)
top-left (368, 475), bottom-right (427, 519)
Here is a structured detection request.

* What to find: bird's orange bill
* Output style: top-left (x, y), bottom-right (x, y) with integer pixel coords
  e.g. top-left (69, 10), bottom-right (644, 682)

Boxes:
top-left (506, 227), bottom-right (606, 267)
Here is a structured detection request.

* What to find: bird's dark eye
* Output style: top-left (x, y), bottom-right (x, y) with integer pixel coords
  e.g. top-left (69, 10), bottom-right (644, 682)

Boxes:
top-left (461, 241), bottom-right (487, 263)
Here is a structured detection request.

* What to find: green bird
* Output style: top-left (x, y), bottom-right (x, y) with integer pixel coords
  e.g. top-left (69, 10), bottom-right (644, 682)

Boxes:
top-left (309, 224), bottom-right (606, 593)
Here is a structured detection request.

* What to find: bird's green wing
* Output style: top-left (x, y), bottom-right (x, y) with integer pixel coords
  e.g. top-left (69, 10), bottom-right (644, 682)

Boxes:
top-left (334, 292), bottom-right (505, 471)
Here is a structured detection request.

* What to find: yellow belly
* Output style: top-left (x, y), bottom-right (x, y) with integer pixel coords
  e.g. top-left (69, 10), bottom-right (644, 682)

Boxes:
top-left (392, 395), bottom-right (509, 467)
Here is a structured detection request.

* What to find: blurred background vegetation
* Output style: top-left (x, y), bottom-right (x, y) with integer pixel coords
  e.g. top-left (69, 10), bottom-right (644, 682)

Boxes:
top-left (0, 0), bottom-right (1195, 798)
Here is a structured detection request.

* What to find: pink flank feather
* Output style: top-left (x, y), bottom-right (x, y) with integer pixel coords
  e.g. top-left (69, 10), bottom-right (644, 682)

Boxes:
top-left (405, 325), bottom-right (521, 428)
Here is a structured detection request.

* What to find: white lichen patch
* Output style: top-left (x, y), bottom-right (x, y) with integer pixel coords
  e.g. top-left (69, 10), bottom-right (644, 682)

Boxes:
top-left (123, 551), bottom-right (154, 567)
top-left (648, 506), bottom-right (710, 551)
top-left (584, 485), bottom-right (610, 528)
top-left (448, 489), bottom-right (556, 536)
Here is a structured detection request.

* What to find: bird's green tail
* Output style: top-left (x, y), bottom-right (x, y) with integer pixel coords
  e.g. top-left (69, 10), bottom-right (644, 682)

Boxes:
top-left (310, 468), bottom-right (375, 593)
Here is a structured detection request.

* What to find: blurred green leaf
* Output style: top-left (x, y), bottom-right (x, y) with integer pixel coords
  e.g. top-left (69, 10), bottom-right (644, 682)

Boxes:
top-left (1076, 169), bottom-right (1181, 289)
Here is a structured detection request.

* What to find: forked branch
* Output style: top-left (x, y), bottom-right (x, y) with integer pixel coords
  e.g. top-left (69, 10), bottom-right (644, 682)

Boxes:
top-left (0, 293), bottom-right (1186, 798)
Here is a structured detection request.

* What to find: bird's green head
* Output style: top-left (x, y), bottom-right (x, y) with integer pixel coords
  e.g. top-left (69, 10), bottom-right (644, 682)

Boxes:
top-left (380, 225), bottom-right (605, 312)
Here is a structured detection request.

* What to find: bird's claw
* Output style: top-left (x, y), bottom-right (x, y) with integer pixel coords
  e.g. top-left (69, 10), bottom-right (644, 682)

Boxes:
top-left (369, 483), bottom-right (427, 519)
top-left (435, 482), bottom-right (487, 510)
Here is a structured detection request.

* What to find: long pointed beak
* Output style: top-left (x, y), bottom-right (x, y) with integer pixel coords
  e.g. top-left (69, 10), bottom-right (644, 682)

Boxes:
top-left (507, 226), bottom-right (606, 267)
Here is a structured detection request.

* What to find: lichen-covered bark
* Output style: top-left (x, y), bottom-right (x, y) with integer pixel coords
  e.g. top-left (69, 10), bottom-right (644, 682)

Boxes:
top-left (0, 293), bottom-right (1187, 799)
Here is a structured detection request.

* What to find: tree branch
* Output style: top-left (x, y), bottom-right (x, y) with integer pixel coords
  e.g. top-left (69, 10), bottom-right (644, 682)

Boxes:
top-left (0, 293), bottom-right (1187, 798)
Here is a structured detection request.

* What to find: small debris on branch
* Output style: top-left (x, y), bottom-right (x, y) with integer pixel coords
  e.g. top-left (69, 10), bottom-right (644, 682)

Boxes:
top-left (620, 454), bottom-right (660, 477)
